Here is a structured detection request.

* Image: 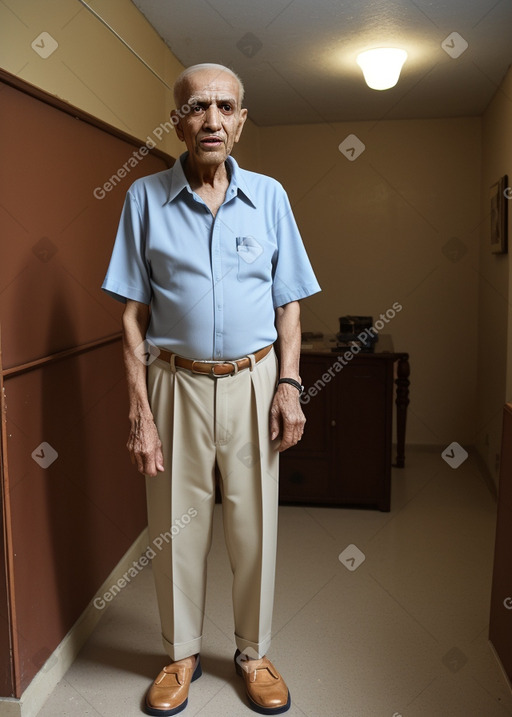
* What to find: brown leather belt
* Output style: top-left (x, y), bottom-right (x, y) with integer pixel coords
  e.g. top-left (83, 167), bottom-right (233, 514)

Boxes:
top-left (156, 344), bottom-right (272, 376)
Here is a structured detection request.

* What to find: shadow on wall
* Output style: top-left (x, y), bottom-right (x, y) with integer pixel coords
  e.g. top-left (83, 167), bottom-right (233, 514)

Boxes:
top-left (11, 280), bottom-right (99, 680)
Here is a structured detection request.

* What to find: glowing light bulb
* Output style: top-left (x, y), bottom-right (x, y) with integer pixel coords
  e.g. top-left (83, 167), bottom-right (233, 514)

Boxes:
top-left (356, 48), bottom-right (408, 90)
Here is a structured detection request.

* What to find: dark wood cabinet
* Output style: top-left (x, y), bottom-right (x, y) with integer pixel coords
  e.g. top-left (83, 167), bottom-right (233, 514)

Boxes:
top-left (279, 337), bottom-right (409, 511)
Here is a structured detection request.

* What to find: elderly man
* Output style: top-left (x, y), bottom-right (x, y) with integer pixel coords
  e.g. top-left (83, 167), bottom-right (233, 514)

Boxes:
top-left (102, 63), bottom-right (320, 716)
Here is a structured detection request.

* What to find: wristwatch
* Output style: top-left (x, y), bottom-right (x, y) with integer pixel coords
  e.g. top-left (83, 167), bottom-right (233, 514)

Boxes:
top-left (276, 377), bottom-right (304, 396)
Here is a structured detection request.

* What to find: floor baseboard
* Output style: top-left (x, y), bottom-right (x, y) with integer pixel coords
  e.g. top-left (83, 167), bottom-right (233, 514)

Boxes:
top-left (0, 527), bottom-right (149, 717)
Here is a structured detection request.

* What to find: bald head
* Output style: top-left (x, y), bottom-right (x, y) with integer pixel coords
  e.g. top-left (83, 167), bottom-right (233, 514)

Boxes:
top-left (173, 63), bottom-right (245, 109)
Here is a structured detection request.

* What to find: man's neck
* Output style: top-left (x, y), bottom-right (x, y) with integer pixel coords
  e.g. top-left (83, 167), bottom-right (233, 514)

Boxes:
top-left (182, 156), bottom-right (231, 217)
top-left (183, 155), bottom-right (230, 193)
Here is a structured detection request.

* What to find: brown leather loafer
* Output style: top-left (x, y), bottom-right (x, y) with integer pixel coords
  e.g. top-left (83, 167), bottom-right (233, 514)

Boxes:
top-left (235, 650), bottom-right (291, 715)
top-left (145, 654), bottom-right (201, 716)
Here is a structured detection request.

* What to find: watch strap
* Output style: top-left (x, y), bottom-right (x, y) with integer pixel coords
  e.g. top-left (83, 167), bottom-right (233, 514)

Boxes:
top-left (277, 378), bottom-right (304, 395)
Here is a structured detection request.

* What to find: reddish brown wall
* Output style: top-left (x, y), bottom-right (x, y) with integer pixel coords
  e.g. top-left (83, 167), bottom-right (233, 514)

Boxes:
top-left (0, 394), bottom-right (14, 696)
top-left (0, 72), bottom-right (173, 696)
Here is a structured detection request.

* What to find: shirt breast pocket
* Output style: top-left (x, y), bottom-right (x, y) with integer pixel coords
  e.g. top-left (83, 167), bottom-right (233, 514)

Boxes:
top-left (236, 236), bottom-right (266, 281)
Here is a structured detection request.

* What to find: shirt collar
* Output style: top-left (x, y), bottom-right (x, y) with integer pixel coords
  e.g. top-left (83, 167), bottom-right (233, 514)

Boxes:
top-left (165, 152), bottom-right (257, 208)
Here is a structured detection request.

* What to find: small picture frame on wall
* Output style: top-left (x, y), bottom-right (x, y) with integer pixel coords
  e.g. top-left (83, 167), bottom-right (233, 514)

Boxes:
top-left (490, 175), bottom-right (508, 254)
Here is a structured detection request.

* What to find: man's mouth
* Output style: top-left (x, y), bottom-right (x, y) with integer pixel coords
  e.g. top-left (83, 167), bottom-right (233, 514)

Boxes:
top-left (199, 137), bottom-right (223, 148)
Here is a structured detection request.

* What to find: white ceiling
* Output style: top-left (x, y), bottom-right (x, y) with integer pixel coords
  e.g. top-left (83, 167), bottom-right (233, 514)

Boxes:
top-left (132, 0), bottom-right (512, 126)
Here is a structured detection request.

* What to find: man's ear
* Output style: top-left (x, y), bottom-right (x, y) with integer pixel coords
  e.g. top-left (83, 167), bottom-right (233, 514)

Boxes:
top-left (171, 110), bottom-right (185, 141)
top-left (234, 108), bottom-right (248, 143)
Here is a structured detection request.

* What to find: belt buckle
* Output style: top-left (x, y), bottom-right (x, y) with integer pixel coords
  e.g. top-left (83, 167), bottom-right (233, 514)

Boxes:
top-left (190, 360), bottom-right (210, 375)
top-left (211, 360), bottom-right (239, 377)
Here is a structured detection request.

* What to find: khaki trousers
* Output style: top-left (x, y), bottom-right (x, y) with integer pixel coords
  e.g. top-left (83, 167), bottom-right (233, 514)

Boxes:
top-left (145, 347), bottom-right (279, 661)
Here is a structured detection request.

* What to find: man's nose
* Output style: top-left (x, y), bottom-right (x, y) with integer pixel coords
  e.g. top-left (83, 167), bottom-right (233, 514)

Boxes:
top-left (203, 104), bottom-right (222, 130)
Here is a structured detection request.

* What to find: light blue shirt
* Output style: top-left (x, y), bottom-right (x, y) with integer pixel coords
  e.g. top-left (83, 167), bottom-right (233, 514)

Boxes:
top-left (102, 153), bottom-right (321, 359)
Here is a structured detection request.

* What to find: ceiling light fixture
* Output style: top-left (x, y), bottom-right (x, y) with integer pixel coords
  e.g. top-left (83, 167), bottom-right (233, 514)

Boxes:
top-left (356, 48), bottom-right (408, 90)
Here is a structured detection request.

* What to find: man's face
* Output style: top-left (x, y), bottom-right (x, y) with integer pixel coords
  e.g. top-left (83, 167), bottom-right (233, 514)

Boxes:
top-left (173, 70), bottom-right (247, 168)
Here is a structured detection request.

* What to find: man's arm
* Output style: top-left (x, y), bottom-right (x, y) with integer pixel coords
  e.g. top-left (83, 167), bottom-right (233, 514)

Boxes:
top-left (270, 300), bottom-right (306, 452)
top-left (122, 299), bottom-right (164, 476)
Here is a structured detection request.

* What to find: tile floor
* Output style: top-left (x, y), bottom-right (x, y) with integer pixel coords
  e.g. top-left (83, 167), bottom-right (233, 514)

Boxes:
top-left (36, 450), bottom-right (512, 717)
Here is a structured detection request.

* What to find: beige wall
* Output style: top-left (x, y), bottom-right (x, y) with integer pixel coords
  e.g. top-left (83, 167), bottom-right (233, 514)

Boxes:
top-left (476, 66), bottom-right (512, 488)
top-left (0, 0), bottom-right (259, 165)
top-left (259, 118), bottom-right (482, 446)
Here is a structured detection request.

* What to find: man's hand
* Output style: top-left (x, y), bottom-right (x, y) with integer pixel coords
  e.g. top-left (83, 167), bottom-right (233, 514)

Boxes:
top-left (127, 412), bottom-right (164, 477)
top-left (270, 383), bottom-right (306, 452)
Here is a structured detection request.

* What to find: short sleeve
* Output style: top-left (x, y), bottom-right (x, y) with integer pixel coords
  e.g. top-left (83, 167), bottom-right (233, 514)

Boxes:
top-left (271, 189), bottom-right (321, 308)
top-left (101, 189), bottom-right (152, 304)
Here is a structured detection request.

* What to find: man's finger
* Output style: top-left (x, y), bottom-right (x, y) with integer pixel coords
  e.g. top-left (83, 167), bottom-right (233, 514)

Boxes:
top-left (278, 423), bottom-right (294, 451)
top-left (278, 414), bottom-right (305, 451)
top-left (155, 446), bottom-right (165, 472)
top-left (143, 453), bottom-right (158, 477)
top-left (269, 410), bottom-right (280, 441)
top-left (134, 453), bottom-right (145, 475)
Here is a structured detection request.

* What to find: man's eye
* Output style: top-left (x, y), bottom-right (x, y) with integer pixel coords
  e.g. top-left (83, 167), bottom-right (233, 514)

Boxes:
top-left (221, 104), bottom-right (233, 113)
top-left (193, 105), bottom-right (206, 113)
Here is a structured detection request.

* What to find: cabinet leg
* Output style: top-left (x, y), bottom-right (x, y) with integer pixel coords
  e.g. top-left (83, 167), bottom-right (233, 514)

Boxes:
top-left (395, 354), bottom-right (410, 468)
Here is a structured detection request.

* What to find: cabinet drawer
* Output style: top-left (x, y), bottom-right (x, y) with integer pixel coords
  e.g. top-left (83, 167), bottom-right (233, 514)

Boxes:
top-left (279, 457), bottom-right (331, 503)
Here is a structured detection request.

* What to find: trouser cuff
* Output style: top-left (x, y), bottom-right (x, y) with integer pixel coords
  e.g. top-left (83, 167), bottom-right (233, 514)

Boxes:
top-left (162, 634), bottom-right (202, 661)
top-left (234, 632), bottom-right (272, 660)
